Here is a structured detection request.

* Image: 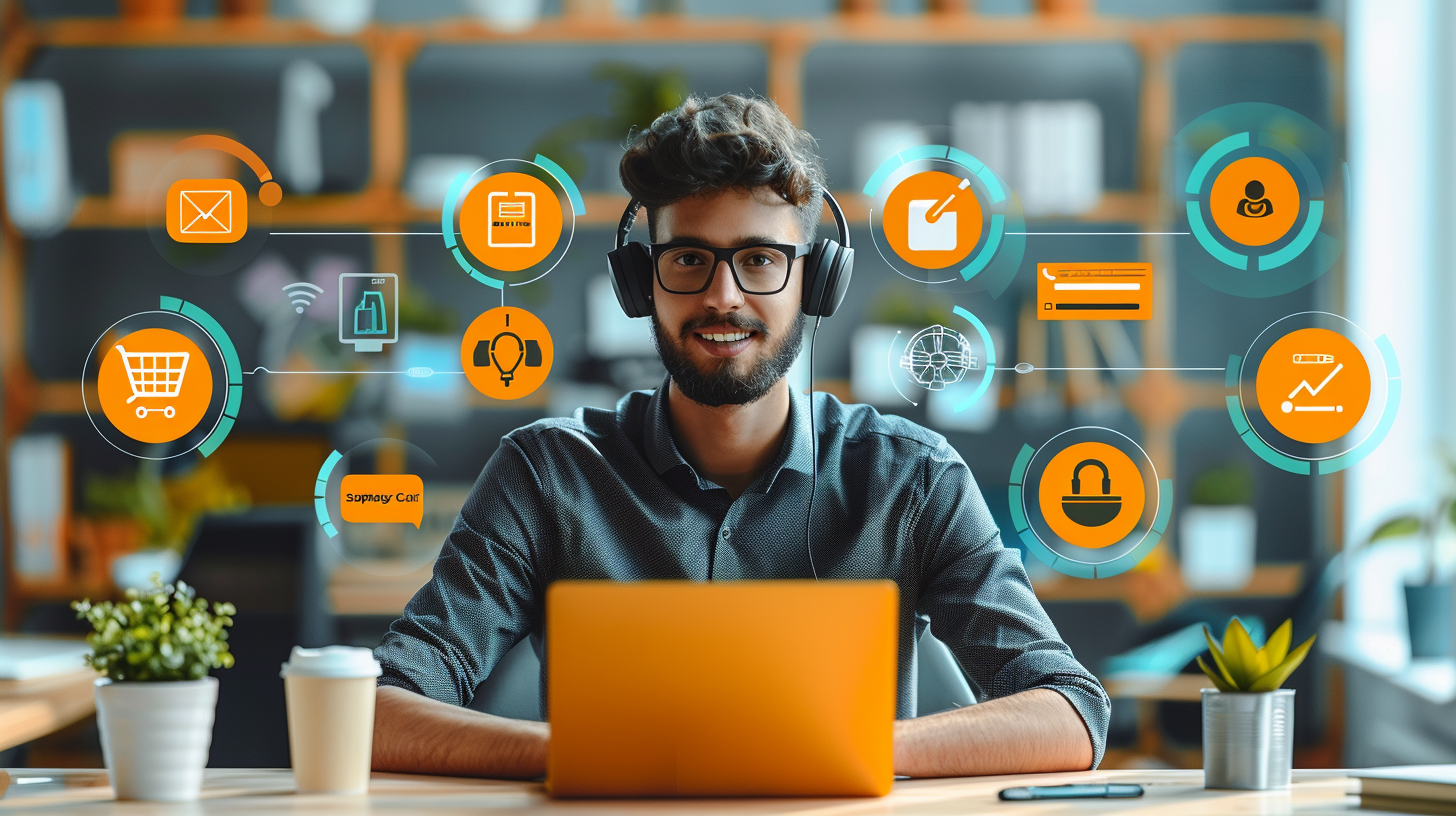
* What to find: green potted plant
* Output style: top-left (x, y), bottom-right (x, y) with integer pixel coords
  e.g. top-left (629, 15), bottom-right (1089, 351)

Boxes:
top-left (73, 576), bottom-right (235, 802)
top-left (1363, 454), bottom-right (1456, 658)
top-left (83, 457), bottom-right (248, 591)
top-left (1198, 618), bottom-right (1315, 790)
top-left (1180, 462), bottom-right (1256, 591)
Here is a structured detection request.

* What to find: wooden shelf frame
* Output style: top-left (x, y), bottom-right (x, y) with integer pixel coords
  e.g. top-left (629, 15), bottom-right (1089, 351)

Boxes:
top-left (0, 0), bottom-right (1344, 623)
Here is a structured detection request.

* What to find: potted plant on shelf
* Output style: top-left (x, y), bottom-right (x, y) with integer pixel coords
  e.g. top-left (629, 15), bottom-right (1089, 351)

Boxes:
top-left (1363, 453), bottom-right (1456, 658)
top-left (73, 576), bottom-right (235, 802)
top-left (1180, 462), bottom-right (1257, 592)
top-left (83, 457), bottom-right (248, 590)
top-left (1197, 618), bottom-right (1315, 790)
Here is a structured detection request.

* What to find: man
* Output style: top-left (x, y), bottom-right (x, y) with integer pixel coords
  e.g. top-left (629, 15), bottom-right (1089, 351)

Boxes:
top-left (372, 93), bottom-right (1109, 779)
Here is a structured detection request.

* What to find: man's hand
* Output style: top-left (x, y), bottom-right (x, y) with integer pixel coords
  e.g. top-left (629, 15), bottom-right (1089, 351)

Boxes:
top-left (372, 686), bottom-right (549, 778)
top-left (893, 688), bottom-right (1094, 777)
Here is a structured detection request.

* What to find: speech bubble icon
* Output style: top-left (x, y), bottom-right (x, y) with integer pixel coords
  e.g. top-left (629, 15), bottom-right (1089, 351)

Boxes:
top-left (339, 474), bottom-right (424, 528)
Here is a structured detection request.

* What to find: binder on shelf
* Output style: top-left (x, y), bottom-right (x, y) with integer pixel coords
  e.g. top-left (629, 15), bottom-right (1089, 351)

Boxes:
top-left (8, 434), bottom-right (71, 587)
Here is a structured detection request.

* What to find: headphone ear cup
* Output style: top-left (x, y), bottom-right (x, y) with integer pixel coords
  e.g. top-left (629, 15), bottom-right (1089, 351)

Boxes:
top-left (607, 241), bottom-right (654, 318)
top-left (803, 241), bottom-right (853, 318)
top-left (801, 240), bottom-right (829, 316)
top-left (821, 244), bottom-right (853, 318)
top-left (803, 240), bottom-right (851, 317)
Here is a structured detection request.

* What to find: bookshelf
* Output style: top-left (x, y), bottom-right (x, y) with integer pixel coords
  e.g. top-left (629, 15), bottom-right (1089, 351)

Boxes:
top-left (0, 2), bottom-right (1342, 632)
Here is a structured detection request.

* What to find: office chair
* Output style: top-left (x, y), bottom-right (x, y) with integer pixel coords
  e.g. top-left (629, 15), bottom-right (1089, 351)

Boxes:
top-left (176, 507), bottom-right (331, 767)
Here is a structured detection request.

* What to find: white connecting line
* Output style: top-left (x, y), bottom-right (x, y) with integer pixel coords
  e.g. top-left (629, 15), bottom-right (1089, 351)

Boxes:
top-left (246, 367), bottom-right (464, 377)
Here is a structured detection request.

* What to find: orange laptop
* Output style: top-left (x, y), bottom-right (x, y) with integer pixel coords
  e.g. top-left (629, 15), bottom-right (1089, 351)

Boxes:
top-left (546, 580), bottom-right (898, 798)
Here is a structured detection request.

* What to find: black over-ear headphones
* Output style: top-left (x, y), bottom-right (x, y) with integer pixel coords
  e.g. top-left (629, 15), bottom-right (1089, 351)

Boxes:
top-left (606, 190), bottom-right (854, 319)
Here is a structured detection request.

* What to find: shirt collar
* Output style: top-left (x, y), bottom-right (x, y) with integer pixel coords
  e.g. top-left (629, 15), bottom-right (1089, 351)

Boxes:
top-left (640, 376), bottom-right (815, 492)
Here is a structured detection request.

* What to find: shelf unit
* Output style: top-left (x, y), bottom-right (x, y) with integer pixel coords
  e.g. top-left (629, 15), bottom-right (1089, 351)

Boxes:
top-left (0, 3), bottom-right (1342, 622)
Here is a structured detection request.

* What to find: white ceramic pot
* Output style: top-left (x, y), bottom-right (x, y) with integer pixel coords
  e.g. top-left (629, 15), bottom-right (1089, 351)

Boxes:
top-left (95, 677), bottom-right (218, 802)
top-left (465, 0), bottom-right (543, 32)
top-left (297, 0), bottom-right (374, 35)
top-left (1180, 505), bottom-right (1257, 591)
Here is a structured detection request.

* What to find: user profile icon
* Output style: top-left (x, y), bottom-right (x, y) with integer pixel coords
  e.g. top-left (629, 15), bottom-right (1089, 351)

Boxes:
top-left (1210, 157), bottom-right (1299, 247)
top-left (461, 307), bottom-right (554, 400)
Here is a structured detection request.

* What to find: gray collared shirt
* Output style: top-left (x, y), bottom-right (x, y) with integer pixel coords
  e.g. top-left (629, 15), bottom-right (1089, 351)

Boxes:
top-left (375, 380), bottom-right (1110, 766)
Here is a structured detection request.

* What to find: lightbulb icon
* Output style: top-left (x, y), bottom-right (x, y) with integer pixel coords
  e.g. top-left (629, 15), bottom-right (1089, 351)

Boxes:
top-left (489, 331), bottom-right (524, 387)
top-left (461, 306), bottom-right (552, 401)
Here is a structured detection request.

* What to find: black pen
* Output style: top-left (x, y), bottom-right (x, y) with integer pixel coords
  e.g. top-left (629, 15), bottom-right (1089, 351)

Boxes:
top-left (999, 783), bottom-right (1145, 800)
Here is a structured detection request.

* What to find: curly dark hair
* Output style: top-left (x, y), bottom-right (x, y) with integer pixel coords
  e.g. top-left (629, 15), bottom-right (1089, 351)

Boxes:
top-left (619, 93), bottom-right (827, 242)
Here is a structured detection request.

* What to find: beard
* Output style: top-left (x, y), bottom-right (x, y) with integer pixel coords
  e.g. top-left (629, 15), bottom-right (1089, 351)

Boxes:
top-left (652, 310), bottom-right (806, 408)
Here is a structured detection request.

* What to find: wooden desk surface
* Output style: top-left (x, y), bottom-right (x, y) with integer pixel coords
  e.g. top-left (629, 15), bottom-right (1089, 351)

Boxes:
top-left (0, 670), bottom-right (100, 753)
top-left (0, 768), bottom-right (1390, 814)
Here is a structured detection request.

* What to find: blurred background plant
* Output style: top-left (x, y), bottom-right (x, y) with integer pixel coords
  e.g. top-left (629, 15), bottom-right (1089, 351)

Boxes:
top-left (1190, 462), bottom-right (1255, 507)
top-left (531, 62), bottom-right (688, 184)
top-left (1364, 447), bottom-right (1456, 584)
top-left (1363, 447), bottom-right (1456, 658)
top-left (83, 455), bottom-right (250, 554)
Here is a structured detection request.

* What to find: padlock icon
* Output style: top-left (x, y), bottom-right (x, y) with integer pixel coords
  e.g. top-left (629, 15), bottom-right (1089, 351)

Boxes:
top-left (1061, 459), bottom-right (1122, 527)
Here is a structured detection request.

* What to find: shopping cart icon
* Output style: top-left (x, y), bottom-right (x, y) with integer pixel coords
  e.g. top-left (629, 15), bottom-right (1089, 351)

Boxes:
top-left (115, 344), bottom-right (190, 419)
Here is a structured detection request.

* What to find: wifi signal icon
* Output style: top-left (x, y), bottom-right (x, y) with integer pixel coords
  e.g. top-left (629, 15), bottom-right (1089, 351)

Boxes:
top-left (283, 282), bottom-right (323, 314)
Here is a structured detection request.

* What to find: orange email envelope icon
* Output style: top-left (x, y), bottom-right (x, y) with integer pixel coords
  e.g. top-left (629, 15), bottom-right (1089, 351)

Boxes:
top-left (166, 178), bottom-right (247, 243)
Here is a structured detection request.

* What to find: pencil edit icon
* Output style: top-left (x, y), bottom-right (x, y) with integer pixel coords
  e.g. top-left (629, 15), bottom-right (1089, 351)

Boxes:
top-left (883, 170), bottom-right (983, 269)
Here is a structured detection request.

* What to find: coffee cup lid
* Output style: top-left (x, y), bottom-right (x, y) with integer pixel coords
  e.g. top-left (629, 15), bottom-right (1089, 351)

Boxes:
top-left (280, 645), bottom-right (382, 679)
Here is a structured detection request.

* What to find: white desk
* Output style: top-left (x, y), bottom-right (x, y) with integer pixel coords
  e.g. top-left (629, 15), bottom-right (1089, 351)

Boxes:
top-left (0, 768), bottom-right (1378, 814)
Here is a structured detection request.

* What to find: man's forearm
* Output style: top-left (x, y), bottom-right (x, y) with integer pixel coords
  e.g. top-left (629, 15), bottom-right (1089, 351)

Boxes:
top-left (893, 687), bottom-right (1094, 777)
top-left (372, 686), bottom-right (549, 778)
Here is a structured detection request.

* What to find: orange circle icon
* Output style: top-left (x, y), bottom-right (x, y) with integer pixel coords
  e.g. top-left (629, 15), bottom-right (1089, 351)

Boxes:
top-left (459, 172), bottom-right (564, 273)
top-left (883, 170), bottom-right (983, 269)
top-left (1255, 327), bottom-right (1370, 444)
top-left (1209, 157), bottom-right (1300, 247)
top-left (1037, 441), bottom-right (1145, 549)
top-left (461, 307), bottom-right (554, 400)
top-left (97, 328), bottom-right (214, 444)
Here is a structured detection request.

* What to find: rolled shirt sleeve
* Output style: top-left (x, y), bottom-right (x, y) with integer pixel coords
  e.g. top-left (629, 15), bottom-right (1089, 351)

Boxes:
top-left (913, 455), bottom-right (1111, 768)
top-left (374, 438), bottom-right (549, 708)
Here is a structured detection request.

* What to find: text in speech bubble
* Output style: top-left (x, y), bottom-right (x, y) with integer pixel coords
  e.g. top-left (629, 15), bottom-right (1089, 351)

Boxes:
top-left (340, 474), bottom-right (424, 528)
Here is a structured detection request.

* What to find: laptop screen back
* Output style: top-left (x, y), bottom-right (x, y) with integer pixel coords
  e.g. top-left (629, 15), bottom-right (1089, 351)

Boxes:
top-left (546, 580), bottom-right (897, 798)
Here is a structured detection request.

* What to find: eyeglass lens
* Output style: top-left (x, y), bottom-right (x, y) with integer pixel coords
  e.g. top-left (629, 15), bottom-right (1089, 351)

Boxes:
top-left (656, 245), bottom-right (791, 294)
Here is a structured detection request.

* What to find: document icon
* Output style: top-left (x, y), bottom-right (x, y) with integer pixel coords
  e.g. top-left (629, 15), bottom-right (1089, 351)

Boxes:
top-left (487, 191), bottom-right (535, 248)
top-left (166, 178), bottom-right (248, 243)
top-left (907, 199), bottom-right (958, 251)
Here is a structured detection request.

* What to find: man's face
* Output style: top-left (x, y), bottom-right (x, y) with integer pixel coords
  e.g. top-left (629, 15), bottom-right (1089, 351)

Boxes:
top-left (651, 188), bottom-right (807, 408)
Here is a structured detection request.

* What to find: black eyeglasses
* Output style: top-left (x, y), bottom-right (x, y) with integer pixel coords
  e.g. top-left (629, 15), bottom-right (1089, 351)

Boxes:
top-left (651, 241), bottom-right (812, 296)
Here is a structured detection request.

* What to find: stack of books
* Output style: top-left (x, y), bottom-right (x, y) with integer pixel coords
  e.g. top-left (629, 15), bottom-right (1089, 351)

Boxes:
top-left (1356, 766), bottom-right (1456, 814)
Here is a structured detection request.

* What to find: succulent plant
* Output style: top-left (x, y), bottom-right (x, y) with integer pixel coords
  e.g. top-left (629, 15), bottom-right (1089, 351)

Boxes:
top-left (1198, 617), bottom-right (1314, 693)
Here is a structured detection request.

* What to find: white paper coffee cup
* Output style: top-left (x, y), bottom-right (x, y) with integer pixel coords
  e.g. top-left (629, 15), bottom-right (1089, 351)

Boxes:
top-left (280, 646), bottom-right (381, 794)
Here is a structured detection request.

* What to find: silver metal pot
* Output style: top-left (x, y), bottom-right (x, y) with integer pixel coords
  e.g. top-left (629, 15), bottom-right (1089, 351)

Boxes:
top-left (1202, 688), bottom-right (1294, 790)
